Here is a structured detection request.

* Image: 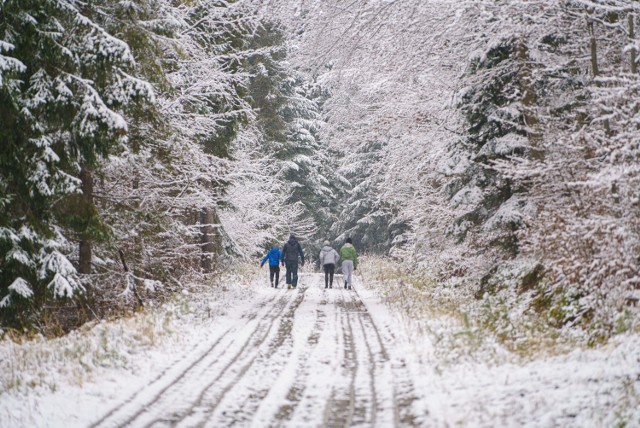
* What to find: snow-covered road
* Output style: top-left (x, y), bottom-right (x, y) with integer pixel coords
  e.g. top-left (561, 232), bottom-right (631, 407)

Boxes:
top-left (2, 270), bottom-right (638, 427)
top-left (90, 273), bottom-right (420, 427)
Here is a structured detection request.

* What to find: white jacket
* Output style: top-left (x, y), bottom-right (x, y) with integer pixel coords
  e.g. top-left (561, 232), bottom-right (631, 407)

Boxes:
top-left (319, 245), bottom-right (340, 265)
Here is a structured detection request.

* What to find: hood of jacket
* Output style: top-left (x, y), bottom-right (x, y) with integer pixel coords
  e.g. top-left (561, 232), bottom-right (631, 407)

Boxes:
top-left (321, 245), bottom-right (333, 252)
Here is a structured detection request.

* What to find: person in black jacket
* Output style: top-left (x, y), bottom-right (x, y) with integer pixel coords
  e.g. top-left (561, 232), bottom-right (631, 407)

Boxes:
top-left (281, 234), bottom-right (305, 289)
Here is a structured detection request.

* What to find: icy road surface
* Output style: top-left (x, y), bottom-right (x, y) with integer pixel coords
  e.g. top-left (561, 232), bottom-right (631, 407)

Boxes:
top-left (91, 274), bottom-right (420, 427)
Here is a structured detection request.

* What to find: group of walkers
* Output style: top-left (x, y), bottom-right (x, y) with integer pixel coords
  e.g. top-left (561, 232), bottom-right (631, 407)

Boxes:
top-left (319, 238), bottom-right (358, 289)
top-left (260, 235), bottom-right (358, 290)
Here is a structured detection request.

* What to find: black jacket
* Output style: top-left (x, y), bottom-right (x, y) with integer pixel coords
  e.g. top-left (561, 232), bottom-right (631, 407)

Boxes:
top-left (282, 237), bottom-right (305, 264)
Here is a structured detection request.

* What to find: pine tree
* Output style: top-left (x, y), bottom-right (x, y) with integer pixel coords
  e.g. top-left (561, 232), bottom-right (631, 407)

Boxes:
top-left (245, 22), bottom-right (340, 251)
top-left (0, 0), bottom-right (152, 327)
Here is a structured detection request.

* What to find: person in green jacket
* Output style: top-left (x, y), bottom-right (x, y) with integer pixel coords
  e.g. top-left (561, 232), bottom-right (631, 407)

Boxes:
top-left (339, 237), bottom-right (358, 290)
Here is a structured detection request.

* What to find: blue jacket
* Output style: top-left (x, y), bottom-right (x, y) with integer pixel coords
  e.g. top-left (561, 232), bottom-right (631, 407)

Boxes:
top-left (261, 247), bottom-right (282, 267)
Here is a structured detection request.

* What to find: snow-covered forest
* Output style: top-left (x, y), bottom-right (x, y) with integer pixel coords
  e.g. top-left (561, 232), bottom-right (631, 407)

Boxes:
top-left (259, 0), bottom-right (640, 345)
top-left (1, 0), bottom-right (640, 425)
top-left (3, 0), bottom-right (638, 344)
top-left (0, 0), bottom-right (339, 330)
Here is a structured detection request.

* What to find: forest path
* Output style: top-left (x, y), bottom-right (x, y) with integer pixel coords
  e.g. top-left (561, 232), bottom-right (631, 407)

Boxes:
top-left (91, 273), bottom-right (420, 428)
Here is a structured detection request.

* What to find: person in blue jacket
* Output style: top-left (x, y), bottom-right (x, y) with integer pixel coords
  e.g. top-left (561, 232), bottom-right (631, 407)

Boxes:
top-left (261, 246), bottom-right (282, 288)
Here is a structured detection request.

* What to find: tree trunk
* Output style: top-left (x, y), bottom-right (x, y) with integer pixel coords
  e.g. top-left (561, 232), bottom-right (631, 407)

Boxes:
top-left (119, 249), bottom-right (143, 309)
top-left (131, 172), bottom-right (144, 292)
top-left (587, 14), bottom-right (611, 135)
top-left (630, 12), bottom-right (639, 121)
top-left (78, 167), bottom-right (93, 274)
top-left (588, 19), bottom-right (600, 77)
top-left (516, 39), bottom-right (544, 161)
top-left (630, 13), bottom-right (637, 74)
top-left (200, 208), bottom-right (219, 273)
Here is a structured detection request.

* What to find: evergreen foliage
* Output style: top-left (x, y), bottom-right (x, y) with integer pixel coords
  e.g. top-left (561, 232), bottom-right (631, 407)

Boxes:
top-left (243, 22), bottom-right (340, 254)
top-left (3, 0), bottom-right (637, 344)
top-left (0, 0), bottom-right (152, 328)
top-left (0, 0), bottom-right (335, 331)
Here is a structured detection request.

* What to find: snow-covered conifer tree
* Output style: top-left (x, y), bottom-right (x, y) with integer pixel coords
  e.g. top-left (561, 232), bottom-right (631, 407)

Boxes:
top-left (0, 0), bottom-right (152, 326)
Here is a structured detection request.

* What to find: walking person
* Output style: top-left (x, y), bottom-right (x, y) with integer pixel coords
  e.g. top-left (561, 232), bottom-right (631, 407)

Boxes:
top-left (319, 240), bottom-right (340, 289)
top-left (339, 237), bottom-right (358, 290)
top-left (282, 234), bottom-right (305, 289)
top-left (261, 245), bottom-right (282, 288)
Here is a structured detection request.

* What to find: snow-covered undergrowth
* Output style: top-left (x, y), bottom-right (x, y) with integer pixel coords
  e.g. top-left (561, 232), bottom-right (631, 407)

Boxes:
top-left (359, 256), bottom-right (640, 426)
top-left (359, 256), bottom-right (516, 364)
top-left (360, 256), bottom-right (639, 360)
top-left (0, 264), bottom-right (261, 424)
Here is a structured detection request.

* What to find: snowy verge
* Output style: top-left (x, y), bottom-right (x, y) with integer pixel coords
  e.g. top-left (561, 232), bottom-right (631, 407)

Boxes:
top-left (0, 264), bottom-right (265, 427)
top-left (356, 256), bottom-right (640, 427)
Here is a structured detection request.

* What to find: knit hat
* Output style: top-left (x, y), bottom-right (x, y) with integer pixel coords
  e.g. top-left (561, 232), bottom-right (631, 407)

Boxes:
top-left (346, 237), bottom-right (353, 244)
top-left (323, 240), bottom-right (330, 246)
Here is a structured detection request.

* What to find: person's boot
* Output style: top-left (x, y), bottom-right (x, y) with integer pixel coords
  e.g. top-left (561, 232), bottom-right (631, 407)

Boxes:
top-left (270, 282), bottom-right (274, 288)
top-left (344, 281), bottom-right (347, 289)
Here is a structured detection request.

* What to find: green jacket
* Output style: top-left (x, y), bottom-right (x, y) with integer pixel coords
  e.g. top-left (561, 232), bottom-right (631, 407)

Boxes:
top-left (339, 243), bottom-right (358, 269)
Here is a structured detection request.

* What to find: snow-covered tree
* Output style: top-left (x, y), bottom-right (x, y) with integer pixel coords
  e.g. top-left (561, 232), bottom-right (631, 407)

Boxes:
top-left (0, 0), bottom-right (152, 326)
top-left (239, 21), bottom-right (340, 255)
top-left (507, 1), bottom-right (640, 340)
top-left (452, 0), bottom-right (640, 340)
top-left (256, 0), bottom-right (640, 341)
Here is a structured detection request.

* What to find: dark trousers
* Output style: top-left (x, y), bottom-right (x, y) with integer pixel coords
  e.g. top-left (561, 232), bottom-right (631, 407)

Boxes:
top-left (269, 265), bottom-right (280, 286)
top-left (285, 261), bottom-right (299, 287)
top-left (323, 263), bottom-right (335, 287)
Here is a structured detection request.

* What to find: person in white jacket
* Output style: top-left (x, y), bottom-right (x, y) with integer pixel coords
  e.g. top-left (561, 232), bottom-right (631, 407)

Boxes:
top-left (319, 240), bottom-right (340, 289)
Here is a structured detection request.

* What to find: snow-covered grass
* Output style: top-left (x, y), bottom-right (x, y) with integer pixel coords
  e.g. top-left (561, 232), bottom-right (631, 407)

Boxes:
top-left (0, 264), bottom-right (262, 426)
top-left (358, 256), bottom-right (514, 365)
top-left (358, 255), bottom-right (640, 426)
top-left (359, 255), bottom-right (639, 361)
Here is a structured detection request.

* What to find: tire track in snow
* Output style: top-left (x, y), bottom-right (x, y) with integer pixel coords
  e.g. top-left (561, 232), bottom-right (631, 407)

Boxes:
top-left (146, 290), bottom-right (297, 427)
top-left (92, 275), bottom-right (421, 427)
top-left (346, 290), bottom-right (390, 426)
top-left (342, 289), bottom-right (380, 426)
top-left (185, 286), bottom-right (309, 427)
top-left (268, 276), bottom-right (343, 427)
top-left (91, 292), bottom-right (290, 428)
top-left (323, 288), bottom-right (359, 427)
top-left (350, 286), bottom-right (421, 426)
top-left (355, 307), bottom-right (379, 425)
top-left (326, 284), bottom-right (420, 427)
top-left (269, 294), bottom-right (328, 425)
